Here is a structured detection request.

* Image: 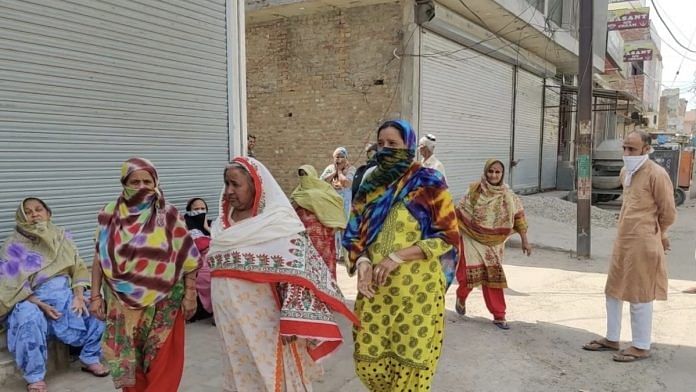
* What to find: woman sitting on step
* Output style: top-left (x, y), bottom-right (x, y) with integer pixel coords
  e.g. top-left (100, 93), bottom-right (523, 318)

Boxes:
top-left (0, 197), bottom-right (109, 392)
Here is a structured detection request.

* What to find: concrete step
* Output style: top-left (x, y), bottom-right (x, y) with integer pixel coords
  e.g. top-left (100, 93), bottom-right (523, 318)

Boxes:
top-left (0, 339), bottom-right (71, 386)
top-left (0, 349), bottom-right (19, 386)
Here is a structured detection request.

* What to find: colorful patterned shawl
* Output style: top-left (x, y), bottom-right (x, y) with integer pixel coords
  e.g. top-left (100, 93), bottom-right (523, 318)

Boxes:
top-left (291, 165), bottom-right (347, 229)
top-left (342, 120), bottom-right (461, 287)
top-left (96, 158), bottom-right (200, 309)
top-left (208, 157), bottom-right (359, 361)
top-left (457, 159), bottom-right (528, 247)
top-left (0, 198), bottom-right (89, 318)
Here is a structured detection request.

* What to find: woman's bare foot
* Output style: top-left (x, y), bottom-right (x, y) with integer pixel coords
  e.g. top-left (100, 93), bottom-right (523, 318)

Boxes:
top-left (81, 362), bottom-right (110, 377)
top-left (27, 381), bottom-right (48, 392)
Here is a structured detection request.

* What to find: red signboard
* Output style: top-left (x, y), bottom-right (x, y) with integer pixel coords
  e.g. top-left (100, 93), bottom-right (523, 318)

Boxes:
top-left (624, 48), bottom-right (653, 62)
top-left (608, 7), bottom-right (650, 31)
top-left (623, 40), bottom-right (655, 62)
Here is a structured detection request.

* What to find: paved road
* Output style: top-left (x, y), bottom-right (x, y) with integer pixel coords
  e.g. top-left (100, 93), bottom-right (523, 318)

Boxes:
top-left (5, 199), bottom-right (695, 391)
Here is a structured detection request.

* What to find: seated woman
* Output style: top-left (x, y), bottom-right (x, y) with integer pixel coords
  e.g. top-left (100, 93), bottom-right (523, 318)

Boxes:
top-left (291, 165), bottom-right (347, 278)
top-left (0, 198), bottom-right (109, 392)
top-left (184, 197), bottom-right (213, 321)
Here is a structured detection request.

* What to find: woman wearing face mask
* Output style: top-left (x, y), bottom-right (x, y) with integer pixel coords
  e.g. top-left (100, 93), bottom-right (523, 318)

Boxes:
top-left (291, 165), bottom-right (347, 279)
top-left (208, 157), bottom-right (358, 391)
top-left (89, 157), bottom-right (201, 391)
top-left (0, 198), bottom-right (109, 392)
top-left (454, 159), bottom-right (531, 330)
top-left (343, 120), bottom-right (461, 391)
top-left (185, 197), bottom-right (212, 236)
top-left (184, 197), bottom-right (214, 322)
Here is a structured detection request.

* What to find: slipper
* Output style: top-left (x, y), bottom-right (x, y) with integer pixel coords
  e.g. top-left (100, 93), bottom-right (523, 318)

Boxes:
top-left (27, 381), bottom-right (48, 392)
top-left (582, 339), bottom-right (619, 352)
top-left (493, 320), bottom-right (510, 330)
top-left (613, 350), bottom-right (650, 363)
top-left (455, 298), bottom-right (466, 316)
top-left (81, 362), bottom-right (110, 377)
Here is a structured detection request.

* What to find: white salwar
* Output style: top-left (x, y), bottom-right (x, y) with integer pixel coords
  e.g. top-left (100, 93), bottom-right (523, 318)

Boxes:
top-left (212, 278), bottom-right (320, 392)
top-left (605, 295), bottom-right (653, 350)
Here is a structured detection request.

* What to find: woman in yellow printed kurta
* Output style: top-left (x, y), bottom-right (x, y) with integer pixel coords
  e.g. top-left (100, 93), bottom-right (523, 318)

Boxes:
top-left (343, 120), bottom-right (460, 391)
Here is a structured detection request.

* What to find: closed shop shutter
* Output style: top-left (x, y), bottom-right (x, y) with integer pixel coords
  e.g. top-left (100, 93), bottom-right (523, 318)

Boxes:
top-left (0, 0), bottom-right (230, 259)
top-left (541, 80), bottom-right (560, 189)
top-left (419, 30), bottom-right (514, 199)
top-left (511, 68), bottom-right (544, 193)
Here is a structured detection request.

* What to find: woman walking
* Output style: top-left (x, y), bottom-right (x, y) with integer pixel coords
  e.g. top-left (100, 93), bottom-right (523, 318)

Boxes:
top-left (343, 120), bottom-right (460, 391)
top-left (90, 157), bottom-right (201, 391)
top-left (454, 159), bottom-right (531, 329)
top-left (1, 198), bottom-right (108, 392)
top-left (291, 164), bottom-right (347, 278)
top-left (208, 157), bottom-right (358, 392)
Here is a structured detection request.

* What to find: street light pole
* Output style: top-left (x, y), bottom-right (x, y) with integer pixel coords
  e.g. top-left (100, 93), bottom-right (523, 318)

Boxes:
top-left (577, 0), bottom-right (593, 258)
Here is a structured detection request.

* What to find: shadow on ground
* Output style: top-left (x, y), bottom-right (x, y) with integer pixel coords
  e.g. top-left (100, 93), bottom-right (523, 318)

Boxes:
top-left (434, 309), bottom-right (695, 392)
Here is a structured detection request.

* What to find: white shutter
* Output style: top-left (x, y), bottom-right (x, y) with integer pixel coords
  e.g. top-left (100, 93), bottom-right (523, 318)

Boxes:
top-left (0, 0), bottom-right (230, 260)
top-left (541, 79), bottom-right (560, 189)
top-left (419, 30), bottom-right (513, 199)
top-left (511, 68), bottom-right (544, 192)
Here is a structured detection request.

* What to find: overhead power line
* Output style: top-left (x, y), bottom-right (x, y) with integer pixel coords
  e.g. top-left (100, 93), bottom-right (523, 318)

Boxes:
top-left (648, 0), bottom-right (696, 54)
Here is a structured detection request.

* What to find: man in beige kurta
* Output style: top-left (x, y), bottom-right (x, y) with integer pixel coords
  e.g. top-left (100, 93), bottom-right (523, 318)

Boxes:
top-left (583, 131), bottom-right (677, 362)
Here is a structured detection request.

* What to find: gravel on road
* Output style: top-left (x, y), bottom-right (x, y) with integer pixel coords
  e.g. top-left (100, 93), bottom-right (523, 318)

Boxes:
top-left (520, 195), bottom-right (619, 229)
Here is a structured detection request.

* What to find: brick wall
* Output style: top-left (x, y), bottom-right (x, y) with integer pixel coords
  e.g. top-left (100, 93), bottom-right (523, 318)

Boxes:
top-left (245, 2), bottom-right (403, 193)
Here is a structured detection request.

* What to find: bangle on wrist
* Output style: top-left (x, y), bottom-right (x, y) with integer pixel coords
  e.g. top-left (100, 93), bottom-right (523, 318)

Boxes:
top-left (356, 256), bottom-right (372, 268)
top-left (388, 252), bottom-right (406, 265)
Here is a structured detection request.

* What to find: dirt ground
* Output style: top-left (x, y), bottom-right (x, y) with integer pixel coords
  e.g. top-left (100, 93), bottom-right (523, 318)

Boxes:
top-left (320, 198), bottom-right (696, 392)
top-left (5, 198), bottom-right (696, 391)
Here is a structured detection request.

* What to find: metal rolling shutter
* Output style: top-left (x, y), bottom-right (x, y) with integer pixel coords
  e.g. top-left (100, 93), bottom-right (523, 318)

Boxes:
top-left (541, 79), bottom-right (560, 189)
top-left (0, 0), bottom-right (230, 260)
top-left (419, 30), bottom-right (514, 199)
top-left (511, 68), bottom-right (544, 193)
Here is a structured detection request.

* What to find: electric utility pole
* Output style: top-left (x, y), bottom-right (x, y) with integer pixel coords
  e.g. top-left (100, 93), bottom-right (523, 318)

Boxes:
top-left (577, 0), bottom-right (593, 258)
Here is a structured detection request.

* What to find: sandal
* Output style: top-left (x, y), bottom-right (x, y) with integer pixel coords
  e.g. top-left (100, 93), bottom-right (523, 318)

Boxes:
top-left (27, 381), bottom-right (48, 392)
top-left (613, 349), bottom-right (650, 363)
top-left (81, 362), bottom-right (110, 377)
top-left (493, 319), bottom-right (510, 330)
top-left (582, 339), bottom-right (619, 352)
top-left (455, 298), bottom-right (466, 315)
top-left (683, 287), bottom-right (696, 294)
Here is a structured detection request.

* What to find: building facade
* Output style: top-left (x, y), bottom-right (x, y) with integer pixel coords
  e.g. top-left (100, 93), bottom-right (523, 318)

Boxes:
top-left (658, 88), bottom-right (688, 133)
top-left (246, 0), bottom-right (608, 197)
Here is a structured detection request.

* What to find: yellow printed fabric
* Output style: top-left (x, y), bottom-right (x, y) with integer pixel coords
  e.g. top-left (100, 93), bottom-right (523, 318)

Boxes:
top-left (290, 164), bottom-right (347, 229)
top-left (353, 203), bottom-right (452, 391)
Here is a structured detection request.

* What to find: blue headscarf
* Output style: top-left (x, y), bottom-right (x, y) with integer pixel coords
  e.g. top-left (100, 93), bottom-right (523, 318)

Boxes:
top-left (343, 120), bottom-right (460, 287)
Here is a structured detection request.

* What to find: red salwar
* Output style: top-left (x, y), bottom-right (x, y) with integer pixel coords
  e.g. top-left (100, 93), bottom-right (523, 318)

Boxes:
top-left (456, 285), bottom-right (506, 320)
top-left (122, 311), bottom-right (185, 392)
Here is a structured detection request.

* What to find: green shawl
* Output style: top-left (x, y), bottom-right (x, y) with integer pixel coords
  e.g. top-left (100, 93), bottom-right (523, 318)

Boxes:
top-left (291, 165), bottom-right (347, 229)
top-left (0, 198), bottom-right (89, 318)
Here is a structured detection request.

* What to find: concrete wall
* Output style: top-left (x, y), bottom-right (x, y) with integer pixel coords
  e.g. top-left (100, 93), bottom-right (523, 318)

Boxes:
top-left (245, 2), bottom-right (403, 192)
